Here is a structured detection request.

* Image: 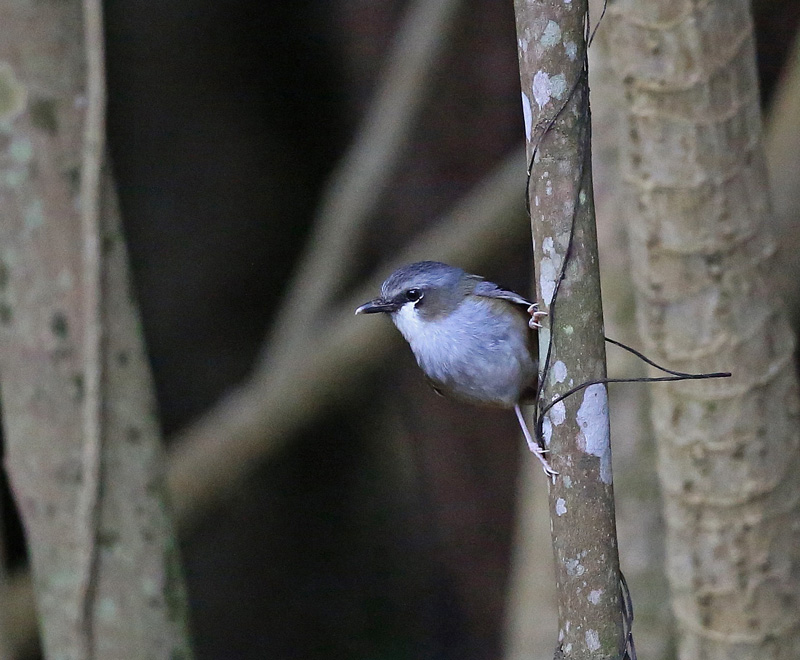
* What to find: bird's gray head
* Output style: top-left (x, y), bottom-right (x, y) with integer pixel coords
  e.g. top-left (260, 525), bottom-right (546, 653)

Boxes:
top-left (355, 261), bottom-right (473, 320)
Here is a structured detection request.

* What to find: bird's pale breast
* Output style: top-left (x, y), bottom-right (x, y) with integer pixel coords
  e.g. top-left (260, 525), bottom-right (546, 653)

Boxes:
top-left (392, 296), bottom-right (536, 408)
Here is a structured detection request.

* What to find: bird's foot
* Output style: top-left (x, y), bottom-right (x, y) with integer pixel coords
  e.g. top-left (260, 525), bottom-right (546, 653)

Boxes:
top-left (527, 303), bottom-right (548, 329)
top-left (514, 404), bottom-right (558, 480)
top-left (530, 444), bottom-right (558, 480)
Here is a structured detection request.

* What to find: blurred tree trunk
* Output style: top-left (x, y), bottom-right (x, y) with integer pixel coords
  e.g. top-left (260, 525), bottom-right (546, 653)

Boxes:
top-left (607, 0), bottom-right (800, 658)
top-left (0, 1), bottom-right (192, 658)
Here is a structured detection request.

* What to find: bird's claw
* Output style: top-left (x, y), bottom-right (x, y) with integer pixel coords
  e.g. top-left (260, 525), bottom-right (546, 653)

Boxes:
top-left (527, 303), bottom-right (548, 329)
top-left (529, 445), bottom-right (558, 478)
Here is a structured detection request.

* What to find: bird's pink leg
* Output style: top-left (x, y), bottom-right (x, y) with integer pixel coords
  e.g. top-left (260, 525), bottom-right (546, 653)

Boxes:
top-left (514, 404), bottom-right (557, 479)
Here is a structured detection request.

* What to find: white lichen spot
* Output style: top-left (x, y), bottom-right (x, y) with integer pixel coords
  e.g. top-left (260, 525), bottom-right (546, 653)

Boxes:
top-left (539, 237), bottom-right (559, 306)
top-left (541, 21), bottom-right (562, 47)
top-left (532, 70), bottom-right (552, 108)
top-left (564, 643), bottom-right (573, 654)
top-left (5, 169), bottom-right (25, 187)
top-left (550, 400), bottom-right (566, 426)
top-left (539, 258), bottom-right (556, 306)
top-left (563, 474), bottom-right (573, 488)
top-left (558, 628), bottom-right (565, 642)
top-left (521, 91), bottom-right (532, 141)
top-left (518, 37), bottom-right (529, 53)
top-left (556, 497), bottom-right (567, 516)
top-left (553, 360), bottom-right (567, 383)
top-left (97, 597), bottom-right (118, 622)
top-left (563, 324), bottom-right (574, 335)
top-left (565, 621), bottom-right (571, 632)
top-left (534, 195), bottom-right (540, 207)
top-left (565, 558), bottom-right (585, 576)
top-left (550, 73), bottom-right (568, 100)
top-left (579, 190), bottom-right (587, 204)
top-left (576, 384), bottom-right (612, 484)
top-left (24, 199), bottom-right (43, 231)
top-left (545, 179), bottom-right (553, 196)
top-left (542, 416), bottom-right (553, 447)
top-left (564, 40), bottom-right (578, 60)
top-left (10, 137), bottom-right (32, 163)
top-left (586, 629), bottom-right (601, 652)
top-left (588, 589), bottom-right (603, 604)
top-left (538, 326), bottom-right (550, 358)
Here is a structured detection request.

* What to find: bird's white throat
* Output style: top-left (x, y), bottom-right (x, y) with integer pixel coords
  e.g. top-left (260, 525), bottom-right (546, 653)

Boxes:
top-left (392, 301), bottom-right (426, 344)
top-left (391, 301), bottom-right (453, 376)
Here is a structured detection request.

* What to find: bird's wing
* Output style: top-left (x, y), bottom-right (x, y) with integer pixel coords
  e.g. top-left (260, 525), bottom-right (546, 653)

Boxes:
top-left (472, 279), bottom-right (533, 310)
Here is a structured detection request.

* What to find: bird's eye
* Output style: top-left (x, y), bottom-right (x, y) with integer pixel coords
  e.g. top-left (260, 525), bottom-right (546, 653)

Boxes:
top-left (405, 288), bottom-right (423, 302)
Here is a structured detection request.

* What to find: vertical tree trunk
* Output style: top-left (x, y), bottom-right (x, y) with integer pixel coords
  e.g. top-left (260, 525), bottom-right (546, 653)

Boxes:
top-left (0, 1), bottom-right (193, 657)
top-left (513, 2), bottom-right (626, 658)
top-left (607, 0), bottom-right (800, 657)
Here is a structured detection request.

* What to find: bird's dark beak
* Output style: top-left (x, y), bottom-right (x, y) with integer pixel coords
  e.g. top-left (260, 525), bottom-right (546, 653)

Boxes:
top-left (355, 298), bottom-right (398, 315)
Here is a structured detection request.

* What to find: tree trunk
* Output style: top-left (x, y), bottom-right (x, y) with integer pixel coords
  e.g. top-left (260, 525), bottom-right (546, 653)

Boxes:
top-left (607, 0), bottom-right (800, 657)
top-left (513, 1), bottom-right (626, 657)
top-left (0, 1), bottom-right (193, 657)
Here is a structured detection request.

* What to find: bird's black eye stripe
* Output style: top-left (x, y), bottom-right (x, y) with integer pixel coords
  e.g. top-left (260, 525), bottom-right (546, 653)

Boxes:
top-left (405, 288), bottom-right (423, 302)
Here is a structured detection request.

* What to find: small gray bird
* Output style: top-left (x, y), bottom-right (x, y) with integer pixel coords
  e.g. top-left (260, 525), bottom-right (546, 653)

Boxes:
top-left (356, 261), bottom-right (554, 476)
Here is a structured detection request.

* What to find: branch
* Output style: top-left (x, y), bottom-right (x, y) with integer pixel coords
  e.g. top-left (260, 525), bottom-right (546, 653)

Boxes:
top-left (514, 1), bottom-right (626, 658)
top-left (77, 0), bottom-right (106, 653)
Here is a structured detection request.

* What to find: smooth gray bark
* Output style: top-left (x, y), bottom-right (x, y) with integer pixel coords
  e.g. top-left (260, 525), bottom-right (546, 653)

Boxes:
top-left (514, 1), bottom-right (626, 658)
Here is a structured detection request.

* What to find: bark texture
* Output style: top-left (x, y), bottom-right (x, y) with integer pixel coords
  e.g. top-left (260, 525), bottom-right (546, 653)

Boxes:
top-left (514, 1), bottom-right (626, 658)
top-left (0, 1), bottom-right (192, 657)
top-left (607, 0), bottom-right (800, 657)
top-left (589, 31), bottom-right (675, 660)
